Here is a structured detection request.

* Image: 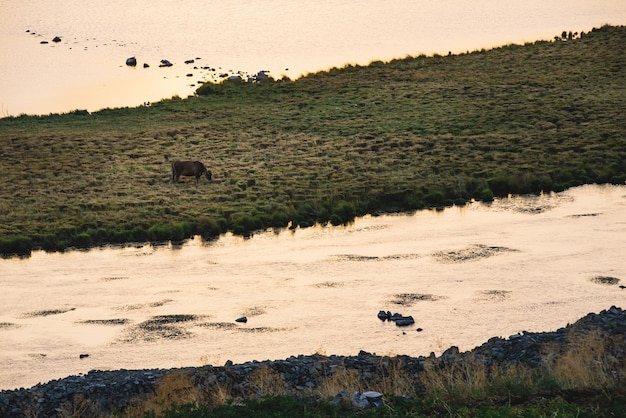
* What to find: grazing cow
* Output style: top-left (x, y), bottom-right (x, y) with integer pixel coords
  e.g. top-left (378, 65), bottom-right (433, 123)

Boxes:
top-left (170, 160), bottom-right (212, 184)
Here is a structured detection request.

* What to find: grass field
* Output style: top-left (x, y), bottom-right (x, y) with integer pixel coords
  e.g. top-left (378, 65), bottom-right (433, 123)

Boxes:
top-left (0, 25), bottom-right (624, 257)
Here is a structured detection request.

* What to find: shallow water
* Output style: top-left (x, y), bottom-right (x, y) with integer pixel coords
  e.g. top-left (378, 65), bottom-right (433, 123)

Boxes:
top-left (1, 184), bottom-right (625, 390)
top-left (1, 0), bottom-right (625, 116)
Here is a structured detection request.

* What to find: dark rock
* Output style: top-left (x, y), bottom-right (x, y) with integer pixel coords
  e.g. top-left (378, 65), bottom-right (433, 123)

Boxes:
top-left (79, 354), bottom-right (89, 359)
top-left (184, 59), bottom-right (195, 64)
top-left (125, 57), bottom-right (137, 67)
top-left (395, 316), bottom-right (415, 327)
top-left (159, 59), bottom-right (173, 67)
top-left (40, 41), bottom-right (48, 44)
top-left (52, 36), bottom-right (61, 43)
top-left (235, 316), bottom-right (247, 323)
top-left (143, 63), bottom-right (149, 68)
top-left (377, 310), bottom-right (389, 321)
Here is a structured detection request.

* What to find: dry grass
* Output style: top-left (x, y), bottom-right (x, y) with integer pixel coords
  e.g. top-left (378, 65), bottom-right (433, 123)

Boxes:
top-left (122, 371), bottom-right (207, 417)
top-left (247, 366), bottom-right (290, 397)
top-left (421, 354), bottom-right (491, 403)
top-left (317, 365), bottom-right (364, 399)
top-left (544, 329), bottom-right (626, 391)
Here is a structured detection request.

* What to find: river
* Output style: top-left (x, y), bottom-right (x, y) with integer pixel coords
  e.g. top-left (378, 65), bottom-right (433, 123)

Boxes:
top-left (1, 184), bottom-right (625, 390)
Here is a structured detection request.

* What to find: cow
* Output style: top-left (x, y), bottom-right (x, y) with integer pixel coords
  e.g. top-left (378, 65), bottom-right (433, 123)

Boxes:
top-left (169, 160), bottom-right (212, 184)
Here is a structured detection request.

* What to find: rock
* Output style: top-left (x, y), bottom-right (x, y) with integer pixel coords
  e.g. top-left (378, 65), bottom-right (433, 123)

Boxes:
top-left (125, 57), bottom-right (137, 67)
top-left (52, 36), bottom-right (62, 43)
top-left (79, 354), bottom-right (89, 359)
top-left (159, 59), bottom-right (173, 67)
top-left (351, 392), bottom-right (370, 409)
top-left (395, 316), bottom-right (415, 327)
top-left (143, 63), bottom-right (150, 68)
top-left (184, 59), bottom-right (195, 64)
top-left (256, 70), bottom-right (270, 81)
top-left (377, 310), bottom-right (389, 321)
top-left (40, 41), bottom-right (49, 44)
top-left (364, 390), bottom-right (384, 407)
top-left (389, 313), bottom-right (404, 321)
top-left (235, 316), bottom-right (247, 323)
top-left (228, 75), bottom-right (242, 81)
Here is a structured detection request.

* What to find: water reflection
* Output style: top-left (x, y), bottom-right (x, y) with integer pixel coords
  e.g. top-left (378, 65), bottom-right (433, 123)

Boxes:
top-left (2, 0), bottom-right (625, 115)
top-left (0, 185), bottom-right (624, 390)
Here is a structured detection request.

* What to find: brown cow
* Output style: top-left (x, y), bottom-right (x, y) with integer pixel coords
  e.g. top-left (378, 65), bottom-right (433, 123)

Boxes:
top-left (170, 161), bottom-right (212, 184)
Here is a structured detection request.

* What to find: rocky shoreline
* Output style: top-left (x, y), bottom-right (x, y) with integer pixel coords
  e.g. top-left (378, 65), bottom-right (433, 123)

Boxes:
top-left (1, 306), bottom-right (624, 417)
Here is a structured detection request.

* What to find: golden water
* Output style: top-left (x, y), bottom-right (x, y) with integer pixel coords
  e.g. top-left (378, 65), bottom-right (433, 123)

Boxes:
top-left (1, 184), bottom-right (624, 390)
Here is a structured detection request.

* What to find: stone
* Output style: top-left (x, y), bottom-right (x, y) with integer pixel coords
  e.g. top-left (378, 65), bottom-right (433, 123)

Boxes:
top-left (235, 316), bottom-right (247, 323)
top-left (395, 316), bottom-right (415, 327)
top-left (125, 57), bottom-right (137, 67)
top-left (351, 392), bottom-right (370, 409)
top-left (52, 36), bottom-right (62, 43)
top-left (364, 390), bottom-right (384, 407)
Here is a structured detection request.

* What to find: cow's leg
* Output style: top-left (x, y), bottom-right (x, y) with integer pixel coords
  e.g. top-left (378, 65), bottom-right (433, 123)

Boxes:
top-left (170, 164), bottom-right (177, 183)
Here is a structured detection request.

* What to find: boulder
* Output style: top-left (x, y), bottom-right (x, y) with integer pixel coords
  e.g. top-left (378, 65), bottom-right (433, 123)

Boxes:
top-left (125, 57), bottom-right (137, 67)
top-left (395, 316), bottom-right (415, 327)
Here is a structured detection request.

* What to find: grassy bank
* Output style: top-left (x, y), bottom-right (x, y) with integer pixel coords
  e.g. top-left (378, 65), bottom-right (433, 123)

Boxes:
top-left (0, 25), bottom-right (624, 256)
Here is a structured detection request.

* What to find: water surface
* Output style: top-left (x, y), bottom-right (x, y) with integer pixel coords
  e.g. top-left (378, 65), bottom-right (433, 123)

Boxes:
top-left (1, 0), bottom-right (625, 116)
top-left (1, 184), bottom-right (624, 390)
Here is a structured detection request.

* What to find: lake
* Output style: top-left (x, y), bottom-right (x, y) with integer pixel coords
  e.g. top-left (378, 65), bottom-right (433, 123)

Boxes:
top-left (1, 0), bottom-right (625, 116)
top-left (1, 184), bottom-right (625, 390)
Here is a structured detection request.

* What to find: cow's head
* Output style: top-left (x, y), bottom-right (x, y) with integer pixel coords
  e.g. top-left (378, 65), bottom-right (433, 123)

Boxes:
top-left (205, 170), bottom-right (213, 181)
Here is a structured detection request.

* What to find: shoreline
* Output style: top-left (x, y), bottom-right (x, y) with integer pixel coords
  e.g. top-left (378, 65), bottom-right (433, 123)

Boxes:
top-left (1, 306), bottom-right (623, 416)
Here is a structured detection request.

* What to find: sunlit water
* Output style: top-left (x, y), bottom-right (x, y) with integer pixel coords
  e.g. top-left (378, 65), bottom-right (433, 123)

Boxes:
top-left (0, 184), bottom-right (625, 390)
top-left (1, 0), bottom-right (625, 116)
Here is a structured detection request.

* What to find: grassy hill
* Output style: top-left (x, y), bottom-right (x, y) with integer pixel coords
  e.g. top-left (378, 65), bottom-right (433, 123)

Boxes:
top-left (0, 25), bottom-right (624, 256)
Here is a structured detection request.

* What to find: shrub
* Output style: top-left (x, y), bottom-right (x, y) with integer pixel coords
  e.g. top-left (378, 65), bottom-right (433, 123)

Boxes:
top-left (331, 200), bottom-right (356, 224)
top-left (0, 235), bottom-right (32, 256)
top-left (424, 191), bottom-right (446, 206)
top-left (476, 188), bottom-right (494, 202)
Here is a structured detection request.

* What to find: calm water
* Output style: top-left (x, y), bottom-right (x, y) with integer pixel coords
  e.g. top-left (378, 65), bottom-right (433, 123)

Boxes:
top-left (1, 0), bottom-right (625, 116)
top-left (1, 184), bottom-right (625, 390)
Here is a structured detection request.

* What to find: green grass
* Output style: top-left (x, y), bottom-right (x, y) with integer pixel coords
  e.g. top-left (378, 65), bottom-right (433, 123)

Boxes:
top-left (139, 393), bottom-right (626, 418)
top-left (1, 25), bottom-right (625, 256)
